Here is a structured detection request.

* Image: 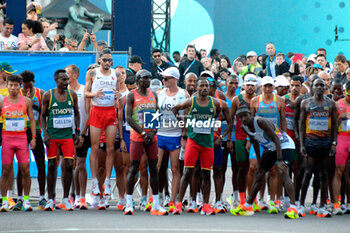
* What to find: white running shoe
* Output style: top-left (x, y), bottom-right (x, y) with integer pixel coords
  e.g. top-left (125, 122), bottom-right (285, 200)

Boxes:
top-left (61, 198), bottom-right (73, 211)
top-left (92, 195), bottom-right (100, 209)
top-left (91, 180), bottom-right (100, 196)
top-left (186, 200), bottom-right (198, 213)
top-left (214, 201), bottom-right (226, 213)
top-left (117, 198), bottom-right (126, 210)
top-left (44, 199), bottom-right (55, 211)
top-left (104, 196), bottom-right (110, 208)
top-left (298, 205), bottom-right (306, 217)
top-left (309, 204), bottom-right (318, 215)
top-left (258, 199), bottom-right (269, 210)
top-left (97, 198), bottom-right (106, 210)
top-left (73, 199), bottom-right (80, 209)
top-left (124, 204), bottom-right (134, 215)
top-left (138, 198), bottom-right (147, 211)
top-left (22, 200), bottom-right (32, 211)
top-left (163, 195), bottom-right (171, 207)
top-left (0, 201), bottom-right (9, 212)
top-left (103, 180), bottom-right (111, 196)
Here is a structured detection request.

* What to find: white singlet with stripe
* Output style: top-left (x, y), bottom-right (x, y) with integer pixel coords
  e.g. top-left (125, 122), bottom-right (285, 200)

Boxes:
top-left (242, 117), bottom-right (295, 151)
top-left (91, 68), bottom-right (117, 107)
top-left (72, 85), bottom-right (87, 135)
top-left (158, 88), bottom-right (186, 137)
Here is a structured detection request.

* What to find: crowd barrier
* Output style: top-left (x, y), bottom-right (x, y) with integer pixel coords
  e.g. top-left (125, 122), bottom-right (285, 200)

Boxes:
top-left (0, 50), bottom-right (129, 178)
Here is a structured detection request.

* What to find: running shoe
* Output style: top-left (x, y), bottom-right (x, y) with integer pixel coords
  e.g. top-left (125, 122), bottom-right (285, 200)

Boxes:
top-left (117, 198), bottom-right (126, 210)
top-left (1, 201), bottom-right (9, 212)
top-left (309, 204), bottom-right (318, 215)
top-left (103, 181), bottom-right (111, 196)
top-left (123, 204), bottom-right (134, 215)
top-left (151, 206), bottom-right (168, 216)
top-left (22, 200), bottom-right (33, 211)
top-left (234, 204), bottom-right (254, 216)
top-left (104, 196), bottom-right (110, 208)
top-left (8, 197), bottom-right (15, 210)
top-left (79, 197), bottom-right (88, 210)
top-left (186, 200), bottom-right (198, 213)
top-left (44, 199), bottom-right (55, 211)
top-left (298, 205), bottom-right (306, 217)
top-left (61, 198), bottom-right (74, 211)
top-left (317, 207), bottom-right (332, 218)
top-left (201, 203), bottom-right (216, 215)
top-left (145, 201), bottom-right (153, 212)
top-left (340, 204), bottom-right (348, 214)
top-left (13, 200), bottom-right (23, 211)
top-left (253, 202), bottom-right (261, 212)
top-left (284, 207), bottom-right (299, 219)
top-left (173, 202), bottom-right (182, 215)
top-left (92, 195), bottom-right (99, 209)
top-left (68, 195), bottom-right (75, 206)
top-left (267, 200), bottom-right (279, 214)
top-left (275, 199), bottom-right (282, 211)
top-left (91, 180), bottom-right (100, 196)
top-left (97, 198), bottom-right (106, 210)
top-left (282, 198), bottom-right (290, 212)
top-left (214, 201), bottom-right (226, 213)
top-left (73, 199), bottom-right (80, 209)
top-left (226, 194), bottom-right (234, 207)
top-left (333, 203), bottom-right (343, 215)
top-left (345, 203), bottom-right (350, 214)
top-left (230, 204), bottom-right (241, 216)
top-left (258, 199), bottom-right (269, 210)
top-left (38, 199), bottom-right (47, 210)
top-left (163, 195), bottom-right (170, 207)
top-left (55, 202), bottom-right (65, 209)
top-left (168, 202), bottom-right (175, 213)
top-left (139, 197), bottom-right (147, 211)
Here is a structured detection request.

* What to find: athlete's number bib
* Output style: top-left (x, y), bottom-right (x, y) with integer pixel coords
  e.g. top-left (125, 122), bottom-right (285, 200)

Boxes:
top-left (309, 117), bottom-right (328, 131)
top-left (5, 118), bottom-right (25, 131)
top-left (193, 119), bottom-right (211, 134)
top-left (96, 91), bottom-right (114, 106)
top-left (286, 115), bottom-right (294, 130)
top-left (341, 119), bottom-right (350, 131)
top-left (33, 109), bottom-right (39, 121)
top-left (53, 115), bottom-right (73, 128)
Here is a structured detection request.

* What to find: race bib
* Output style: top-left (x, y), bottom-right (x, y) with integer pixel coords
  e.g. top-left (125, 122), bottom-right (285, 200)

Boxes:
top-left (341, 119), bottom-right (350, 131)
top-left (286, 115), bottom-right (294, 130)
top-left (309, 117), bottom-right (328, 131)
top-left (5, 118), bottom-right (25, 131)
top-left (53, 115), bottom-right (73, 128)
top-left (193, 120), bottom-right (211, 134)
top-left (33, 109), bottom-right (39, 121)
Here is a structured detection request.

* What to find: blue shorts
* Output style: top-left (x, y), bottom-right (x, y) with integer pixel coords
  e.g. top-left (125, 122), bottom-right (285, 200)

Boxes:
top-left (158, 135), bottom-right (181, 152)
top-left (122, 130), bottom-right (131, 153)
top-left (249, 144), bottom-right (264, 160)
top-left (214, 146), bottom-right (223, 166)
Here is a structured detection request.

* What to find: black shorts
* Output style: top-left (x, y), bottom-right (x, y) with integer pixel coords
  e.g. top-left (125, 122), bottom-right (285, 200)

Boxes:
top-left (305, 139), bottom-right (331, 159)
top-left (26, 129), bottom-right (45, 163)
top-left (99, 137), bottom-right (121, 152)
top-left (259, 149), bottom-right (294, 171)
top-left (76, 134), bottom-right (91, 158)
top-left (0, 123), bottom-right (3, 146)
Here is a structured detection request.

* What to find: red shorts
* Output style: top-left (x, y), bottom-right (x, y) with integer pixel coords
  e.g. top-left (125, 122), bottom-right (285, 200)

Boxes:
top-left (184, 138), bottom-right (214, 170)
top-left (130, 140), bottom-right (158, 161)
top-left (47, 138), bottom-right (75, 160)
top-left (1, 134), bottom-right (29, 164)
top-left (335, 135), bottom-right (350, 165)
top-left (89, 106), bottom-right (117, 129)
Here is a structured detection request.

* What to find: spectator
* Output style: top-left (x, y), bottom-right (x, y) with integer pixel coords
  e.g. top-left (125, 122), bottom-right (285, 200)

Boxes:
top-left (0, 18), bottom-right (17, 50)
top-left (162, 52), bottom-right (175, 66)
top-left (126, 55), bottom-right (144, 78)
top-left (306, 54), bottom-right (316, 67)
top-left (219, 55), bottom-right (233, 74)
top-left (209, 48), bottom-right (220, 59)
top-left (0, 17), bottom-right (3, 33)
top-left (172, 51), bottom-right (181, 67)
top-left (77, 30), bottom-right (97, 51)
top-left (39, 18), bottom-right (55, 50)
top-left (150, 48), bottom-right (170, 81)
top-left (97, 40), bottom-right (108, 51)
top-left (241, 51), bottom-right (263, 76)
top-left (18, 19), bottom-right (48, 51)
top-left (178, 44), bottom-right (204, 88)
top-left (26, 2), bottom-right (41, 21)
top-left (201, 57), bottom-right (212, 71)
top-left (200, 49), bottom-right (207, 58)
top-left (316, 48), bottom-right (333, 71)
top-left (316, 54), bottom-right (329, 73)
top-left (265, 42), bottom-right (291, 79)
top-left (334, 54), bottom-right (348, 84)
top-left (275, 52), bottom-right (290, 76)
top-left (330, 67), bottom-right (339, 80)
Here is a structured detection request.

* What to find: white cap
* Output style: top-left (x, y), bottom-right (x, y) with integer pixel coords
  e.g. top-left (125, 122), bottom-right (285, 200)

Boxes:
top-left (200, 70), bottom-right (215, 79)
top-left (261, 76), bottom-right (274, 86)
top-left (307, 54), bottom-right (316, 63)
top-left (246, 51), bottom-right (257, 57)
top-left (274, 75), bottom-right (290, 87)
top-left (160, 67), bottom-right (180, 79)
top-left (243, 74), bottom-right (258, 85)
top-left (150, 79), bottom-right (163, 92)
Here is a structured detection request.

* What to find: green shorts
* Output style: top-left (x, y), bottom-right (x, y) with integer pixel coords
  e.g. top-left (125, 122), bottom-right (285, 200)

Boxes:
top-left (292, 149), bottom-right (299, 162)
top-left (235, 140), bottom-right (249, 162)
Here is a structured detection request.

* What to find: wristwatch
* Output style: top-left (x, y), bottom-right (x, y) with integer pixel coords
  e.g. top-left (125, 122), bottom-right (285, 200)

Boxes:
top-left (332, 141), bottom-right (337, 146)
top-left (141, 131), bottom-right (146, 136)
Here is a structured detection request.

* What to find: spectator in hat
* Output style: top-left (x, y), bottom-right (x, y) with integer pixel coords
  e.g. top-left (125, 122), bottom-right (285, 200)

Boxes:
top-left (241, 51), bottom-right (263, 76)
top-left (0, 61), bottom-right (17, 97)
top-left (151, 48), bottom-right (170, 81)
top-left (126, 55), bottom-right (145, 78)
top-left (150, 78), bottom-right (163, 93)
top-left (26, 2), bottom-right (42, 21)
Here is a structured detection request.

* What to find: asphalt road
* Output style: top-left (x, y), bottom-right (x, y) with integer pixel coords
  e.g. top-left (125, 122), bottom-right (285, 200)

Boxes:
top-left (0, 207), bottom-right (349, 233)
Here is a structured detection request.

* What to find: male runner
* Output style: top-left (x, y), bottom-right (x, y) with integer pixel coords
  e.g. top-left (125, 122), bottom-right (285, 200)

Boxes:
top-left (41, 69), bottom-right (80, 211)
top-left (124, 69), bottom-right (167, 215)
top-left (157, 67), bottom-right (188, 212)
top-left (66, 64), bottom-right (90, 209)
top-left (172, 77), bottom-right (221, 215)
top-left (0, 74), bottom-right (36, 212)
top-left (332, 81), bottom-right (350, 215)
top-left (14, 70), bottom-right (46, 210)
top-left (84, 49), bottom-right (119, 198)
top-left (229, 74), bottom-right (257, 207)
top-left (299, 78), bottom-right (337, 218)
top-left (232, 106), bottom-right (298, 219)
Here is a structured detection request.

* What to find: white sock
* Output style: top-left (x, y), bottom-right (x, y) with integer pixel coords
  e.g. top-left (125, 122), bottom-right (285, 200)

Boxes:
top-left (234, 191), bottom-right (239, 201)
top-left (153, 195), bottom-right (159, 209)
top-left (76, 195), bottom-right (80, 201)
top-left (18, 196), bottom-right (23, 201)
top-left (105, 177), bottom-right (110, 184)
top-left (92, 178), bottom-right (98, 184)
top-left (63, 197), bottom-right (69, 202)
top-left (40, 195), bottom-right (45, 201)
top-left (7, 190), bottom-right (13, 198)
top-left (196, 192), bottom-right (201, 200)
top-left (127, 195), bottom-right (133, 205)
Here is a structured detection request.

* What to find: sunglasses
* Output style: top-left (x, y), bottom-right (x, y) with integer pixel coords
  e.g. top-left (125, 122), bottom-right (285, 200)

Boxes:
top-left (153, 55), bottom-right (161, 58)
top-left (163, 77), bottom-right (174, 82)
top-left (102, 58), bottom-right (112, 62)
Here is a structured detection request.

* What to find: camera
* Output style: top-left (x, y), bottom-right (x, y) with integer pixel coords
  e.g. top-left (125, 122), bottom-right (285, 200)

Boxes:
top-left (58, 35), bottom-right (66, 44)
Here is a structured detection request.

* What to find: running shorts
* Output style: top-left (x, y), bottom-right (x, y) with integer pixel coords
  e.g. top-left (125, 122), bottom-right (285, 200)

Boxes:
top-left (1, 134), bottom-right (29, 164)
top-left (259, 149), bottom-right (294, 171)
top-left (335, 135), bottom-right (350, 165)
top-left (89, 106), bottom-right (117, 129)
top-left (130, 140), bottom-right (158, 161)
top-left (235, 140), bottom-right (249, 162)
top-left (158, 135), bottom-right (181, 152)
top-left (184, 138), bottom-right (214, 170)
top-left (47, 138), bottom-right (75, 160)
top-left (214, 146), bottom-right (223, 166)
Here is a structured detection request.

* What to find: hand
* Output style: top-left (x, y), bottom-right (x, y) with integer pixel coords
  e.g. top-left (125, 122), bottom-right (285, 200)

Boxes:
top-left (180, 137), bottom-right (187, 149)
top-left (214, 137), bottom-right (222, 148)
top-left (76, 135), bottom-right (84, 148)
top-left (74, 134), bottom-right (80, 145)
top-left (245, 141), bottom-right (251, 153)
top-left (90, 33), bottom-right (97, 42)
top-left (329, 146), bottom-right (336, 157)
top-left (54, 34), bottom-right (59, 43)
top-left (83, 30), bottom-right (90, 41)
top-left (120, 139), bottom-right (127, 152)
top-left (49, 22), bottom-right (58, 31)
top-left (277, 160), bottom-right (288, 170)
top-left (300, 146), bottom-right (307, 157)
top-left (93, 89), bottom-right (104, 99)
top-left (44, 134), bottom-right (50, 148)
top-left (114, 89), bottom-right (121, 99)
top-left (33, 37), bottom-right (41, 44)
top-left (30, 138), bottom-right (36, 150)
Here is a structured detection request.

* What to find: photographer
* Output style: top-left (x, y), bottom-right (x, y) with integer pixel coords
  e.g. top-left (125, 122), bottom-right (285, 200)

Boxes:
top-left (18, 19), bottom-right (48, 51)
top-left (77, 29), bottom-right (97, 51)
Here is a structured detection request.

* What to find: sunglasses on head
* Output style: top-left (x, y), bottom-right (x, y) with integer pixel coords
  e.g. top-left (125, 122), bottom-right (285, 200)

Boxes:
top-left (102, 58), bottom-right (112, 62)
